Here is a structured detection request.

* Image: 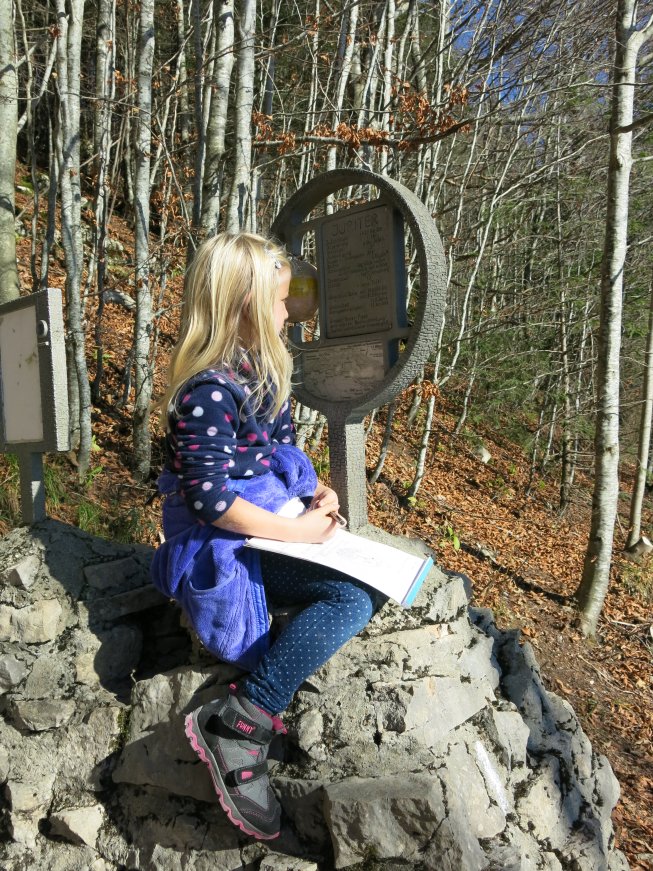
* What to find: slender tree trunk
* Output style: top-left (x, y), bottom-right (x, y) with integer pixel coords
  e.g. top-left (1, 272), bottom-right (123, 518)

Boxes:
top-left (378, 0), bottom-right (395, 176)
top-left (369, 401), bottom-right (396, 485)
top-left (408, 394), bottom-right (436, 500)
top-left (0, 0), bottom-right (19, 303)
top-left (132, 0), bottom-right (155, 480)
top-left (326, 1), bottom-right (358, 174)
top-left (190, 0), bottom-right (212, 237)
top-left (625, 281), bottom-right (653, 549)
top-left (55, 0), bottom-right (91, 478)
top-left (122, 8), bottom-right (136, 210)
top-left (260, 0), bottom-right (279, 117)
top-left (40, 111), bottom-right (59, 290)
top-left (226, 0), bottom-right (256, 232)
top-left (16, 0), bottom-right (39, 292)
top-left (201, 0), bottom-right (234, 237)
top-left (176, 0), bottom-right (190, 145)
top-left (576, 1), bottom-right (653, 636)
top-left (91, 0), bottom-right (115, 403)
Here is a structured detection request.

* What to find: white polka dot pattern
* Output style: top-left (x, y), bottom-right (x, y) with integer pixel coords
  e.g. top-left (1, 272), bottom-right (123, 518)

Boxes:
top-left (165, 370), bottom-right (296, 525)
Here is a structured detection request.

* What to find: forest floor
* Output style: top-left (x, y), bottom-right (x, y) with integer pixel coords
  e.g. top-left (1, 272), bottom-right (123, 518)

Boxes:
top-left (4, 183), bottom-right (653, 869)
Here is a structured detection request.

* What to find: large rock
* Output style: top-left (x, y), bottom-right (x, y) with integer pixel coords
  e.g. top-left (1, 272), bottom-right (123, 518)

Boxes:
top-left (0, 520), bottom-right (631, 871)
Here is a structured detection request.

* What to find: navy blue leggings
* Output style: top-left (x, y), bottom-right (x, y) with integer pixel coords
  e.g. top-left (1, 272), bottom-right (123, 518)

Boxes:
top-left (241, 552), bottom-right (380, 714)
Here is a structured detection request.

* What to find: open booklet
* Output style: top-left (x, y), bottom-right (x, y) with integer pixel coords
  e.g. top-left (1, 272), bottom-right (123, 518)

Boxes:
top-left (244, 498), bottom-right (433, 608)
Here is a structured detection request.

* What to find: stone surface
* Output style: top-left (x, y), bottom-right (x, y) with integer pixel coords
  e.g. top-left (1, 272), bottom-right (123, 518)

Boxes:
top-left (0, 653), bottom-right (28, 693)
top-left (0, 599), bottom-right (62, 643)
top-left (260, 854), bottom-right (319, 871)
top-left (11, 698), bottom-right (76, 731)
top-left (24, 652), bottom-right (70, 698)
top-left (3, 554), bottom-right (41, 589)
top-left (0, 520), bottom-right (630, 871)
top-left (48, 804), bottom-right (105, 846)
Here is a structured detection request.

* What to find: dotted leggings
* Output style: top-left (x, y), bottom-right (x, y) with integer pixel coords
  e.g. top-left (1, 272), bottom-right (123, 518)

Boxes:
top-left (240, 551), bottom-right (380, 715)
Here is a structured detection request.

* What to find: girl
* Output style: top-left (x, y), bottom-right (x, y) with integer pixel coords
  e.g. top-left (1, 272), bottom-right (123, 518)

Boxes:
top-left (151, 232), bottom-right (379, 841)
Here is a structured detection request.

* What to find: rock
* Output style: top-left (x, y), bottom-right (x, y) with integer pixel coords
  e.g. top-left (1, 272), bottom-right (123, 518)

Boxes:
top-left (473, 443), bottom-right (492, 463)
top-left (392, 673), bottom-right (495, 745)
top-left (74, 625), bottom-right (143, 686)
top-left (0, 745), bottom-right (9, 782)
top-left (0, 654), bottom-right (28, 693)
top-left (48, 804), bottom-right (105, 847)
top-left (0, 520), bottom-right (630, 871)
top-left (259, 855), bottom-right (319, 871)
top-left (3, 555), bottom-right (41, 590)
top-left (487, 704), bottom-right (531, 773)
top-left (111, 667), bottom-right (229, 803)
top-left (84, 555), bottom-right (150, 595)
top-left (295, 708), bottom-right (324, 753)
top-left (57, 705), bottom-right (125, 792)
top-left (0, 599), bottom-right (62, 643)
top-left (5, 764), bottom-right (57, 849)
top-left (516, 756), bottom-right (579, 850)
top-left (24, 652), bottom-right (70, 698)
top-left (275, 778), bottom-right (330, 852)
top-left (324, 773), bottom-right (486, 870)
top-left (11, 698), bottom-right (76, 731)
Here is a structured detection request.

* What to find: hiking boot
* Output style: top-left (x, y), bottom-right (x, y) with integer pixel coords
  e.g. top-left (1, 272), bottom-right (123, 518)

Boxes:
top-left (185, 686), bottom-right (285, 840)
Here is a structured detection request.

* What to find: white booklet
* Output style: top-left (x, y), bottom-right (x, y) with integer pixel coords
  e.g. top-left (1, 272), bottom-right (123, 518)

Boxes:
top-left (244, 498), bottom-right (433, 608)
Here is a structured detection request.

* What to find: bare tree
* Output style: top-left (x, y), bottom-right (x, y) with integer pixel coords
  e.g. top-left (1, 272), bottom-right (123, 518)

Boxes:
top-left (90, 0), bottom-right (116, 403)
top-left (576, 0), bottom-right (653, 636)
top-left (0, 0), bottom-right (19, 304)
top-left (226, 0), bottom-right (256, 231)
top-left (132, 0), bottom-right (155, 480)
top-left (625, 281), bottom-right (653, 554)
top-left (201, 0), bottom-right (235, 237)
top-left (55, 0), bottom-right (92, 478)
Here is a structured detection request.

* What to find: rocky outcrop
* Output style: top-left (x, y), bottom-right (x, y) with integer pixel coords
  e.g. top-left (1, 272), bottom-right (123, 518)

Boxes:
top-left (0, 520), bottom-right (630, 870)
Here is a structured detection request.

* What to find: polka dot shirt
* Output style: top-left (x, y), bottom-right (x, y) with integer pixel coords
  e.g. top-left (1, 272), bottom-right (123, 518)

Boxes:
top-left (165, 368), bottom-right (295, 525)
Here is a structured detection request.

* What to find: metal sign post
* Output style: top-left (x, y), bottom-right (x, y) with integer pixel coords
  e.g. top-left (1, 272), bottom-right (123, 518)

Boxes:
top-left (0, 288), bottom-right (70, 524)
top-left (272, 169), bottom-right (447, 530)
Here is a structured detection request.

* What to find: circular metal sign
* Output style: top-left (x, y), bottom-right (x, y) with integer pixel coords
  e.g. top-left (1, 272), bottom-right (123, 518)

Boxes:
top-left (271, 169), bottom-right (446, 421)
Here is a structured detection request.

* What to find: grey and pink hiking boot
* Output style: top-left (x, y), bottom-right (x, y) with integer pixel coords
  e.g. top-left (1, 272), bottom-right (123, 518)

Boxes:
top-left (184, 687), bottom-right (286, 840)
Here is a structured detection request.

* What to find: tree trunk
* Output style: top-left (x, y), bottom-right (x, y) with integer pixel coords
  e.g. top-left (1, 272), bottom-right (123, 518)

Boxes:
top-left (0, 0), bottom-right (19, 304)
top-left (176, 0), bottom-right (190, 145)
top-left (576, 0), bottom-right (653, 636)
top-left (90, 0), bottom-right (115, 404)
top-left (40, 111), bottom-right (59, 290)
top-left (625, 281), bottom-right (653, 549)
top-left (201, 0), bottom-right (234, 237)
top-left (132, 0), bottom-right (155, 480)
top-left (326, 0), bottom-right (358, 174)
top-left (378, 0), bottom-right (395, 176)
top-left (369, 401), bottom-right (396, 485)
top-left (226, 0), bottom-right (256, 232)
top-left (55, 0), bottom-right (92, 479)
top-left (16, 0), bottom-right (40, 291)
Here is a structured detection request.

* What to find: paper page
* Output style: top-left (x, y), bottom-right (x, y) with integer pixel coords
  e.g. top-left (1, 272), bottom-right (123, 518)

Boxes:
top-left (246, 527), bottom-right (432, 607)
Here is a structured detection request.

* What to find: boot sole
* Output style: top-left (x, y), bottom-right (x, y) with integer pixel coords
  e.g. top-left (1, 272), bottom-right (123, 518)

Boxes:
top-left (185, 710), bottom-right (280, 840)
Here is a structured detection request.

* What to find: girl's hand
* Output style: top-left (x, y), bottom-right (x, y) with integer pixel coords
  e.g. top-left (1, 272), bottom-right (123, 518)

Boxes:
top-left (310, 484), bottom-right (339, 514)
top-left (292, 505), bottom-right (337, 543)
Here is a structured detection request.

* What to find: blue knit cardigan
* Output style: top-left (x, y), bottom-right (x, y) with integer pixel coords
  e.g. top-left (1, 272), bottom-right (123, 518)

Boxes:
top-left (151, 443), bottom-right (317, 670)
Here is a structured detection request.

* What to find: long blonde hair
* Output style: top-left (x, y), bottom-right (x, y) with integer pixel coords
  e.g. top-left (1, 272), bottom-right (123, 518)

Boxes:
top-left (160, 232), bottom-right (292, 426)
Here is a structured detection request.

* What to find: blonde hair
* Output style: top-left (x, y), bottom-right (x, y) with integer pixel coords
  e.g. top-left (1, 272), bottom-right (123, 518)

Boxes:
top-left (159, 232), bottom-right (292, 426)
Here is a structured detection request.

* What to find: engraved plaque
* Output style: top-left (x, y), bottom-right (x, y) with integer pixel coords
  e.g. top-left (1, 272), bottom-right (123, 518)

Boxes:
top-left (302, 342), bottom-right (386, 402)
top-left (319, 205), bottom-right (398, 339)
top-left (0, 305), bottom-right (44, 443)
top-left (0, 288), bottom-right (69, 453)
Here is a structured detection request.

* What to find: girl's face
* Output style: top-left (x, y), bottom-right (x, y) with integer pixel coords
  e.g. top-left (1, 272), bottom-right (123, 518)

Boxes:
top-left (274, 266), bottom-right (291, 333)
